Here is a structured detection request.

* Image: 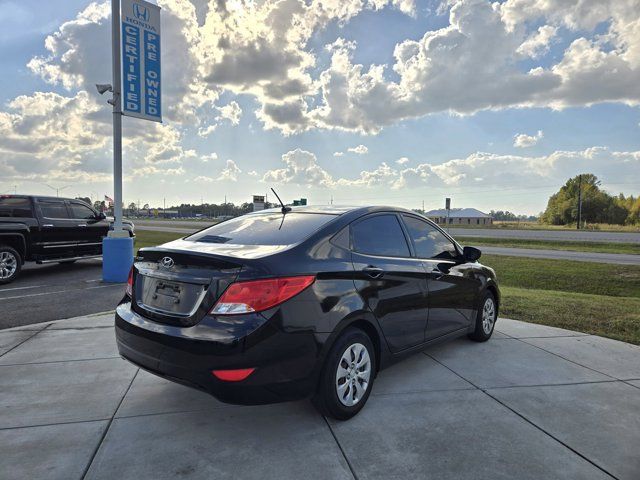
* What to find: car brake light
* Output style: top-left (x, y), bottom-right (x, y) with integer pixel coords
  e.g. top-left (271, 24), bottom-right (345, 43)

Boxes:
top-left (125, 266), bottom-right (134, 297)
top-left (211, 275), bottom-right (315, 315)
top-left (212, 368), bottom-right (255, 382)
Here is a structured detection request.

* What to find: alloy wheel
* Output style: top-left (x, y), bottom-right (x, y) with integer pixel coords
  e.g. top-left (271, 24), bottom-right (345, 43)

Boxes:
top-left (0, 251), bottom-right (17, 280)
top-left (482, 297), bottom-right (496, 335)
top-left (335, 342), bottom-right (371, 407)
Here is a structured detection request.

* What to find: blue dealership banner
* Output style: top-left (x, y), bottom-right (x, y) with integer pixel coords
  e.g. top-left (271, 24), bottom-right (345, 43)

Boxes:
top-left (121, 0), bottom-right (161, 122)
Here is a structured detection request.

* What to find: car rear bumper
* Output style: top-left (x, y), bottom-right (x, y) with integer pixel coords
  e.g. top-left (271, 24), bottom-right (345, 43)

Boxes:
top-left (115, 302), bottom-right (324, 405)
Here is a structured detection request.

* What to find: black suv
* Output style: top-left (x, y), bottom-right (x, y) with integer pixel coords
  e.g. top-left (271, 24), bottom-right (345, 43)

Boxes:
top-left (116, 206), bottom-right (498, 420)
top-left (0, 195), bottom-right (134, 284)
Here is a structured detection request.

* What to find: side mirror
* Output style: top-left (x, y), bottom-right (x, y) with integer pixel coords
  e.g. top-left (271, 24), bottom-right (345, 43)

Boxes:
top-left (96, 212), bottom-right (106, 220)
top-left (463, 246), bottom-right (481, 262)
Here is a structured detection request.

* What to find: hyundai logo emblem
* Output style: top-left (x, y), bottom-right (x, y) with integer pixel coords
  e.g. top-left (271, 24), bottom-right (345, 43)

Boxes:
top-left (133, 3), bottom-right (149, 22)
top-left (160, 257), bottom-right (174, 268)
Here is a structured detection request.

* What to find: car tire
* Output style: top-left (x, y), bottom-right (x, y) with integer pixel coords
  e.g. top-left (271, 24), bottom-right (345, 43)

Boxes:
top-left (312, 327), bottom-right (376, 421)
top-left (468, 291), bottom-right (497, 342)
top-left (0, 245), bottom-right (22, 285)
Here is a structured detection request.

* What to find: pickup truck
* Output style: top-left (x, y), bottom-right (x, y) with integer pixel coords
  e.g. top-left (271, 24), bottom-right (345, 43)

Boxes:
top-left (0, 195), bottom-right (134, 284)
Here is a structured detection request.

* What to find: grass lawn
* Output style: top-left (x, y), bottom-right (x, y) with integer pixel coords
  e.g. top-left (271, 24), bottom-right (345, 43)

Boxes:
top-left (452, 221), bottom-right (640, 232)
top-left (461, 237), bottom-right (640, 255)
top-left (482, 254), bottom-right (640, 345)
top-left (499, 287), bottom-right (640, 345)
top-left (134, 231), bottom-right (185, 251)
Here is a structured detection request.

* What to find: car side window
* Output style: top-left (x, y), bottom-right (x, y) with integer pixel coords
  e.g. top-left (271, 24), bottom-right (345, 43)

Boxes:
top-left (38, 200), bottom-right (70, 219)
top-left (351, 214), bottom-right (410, 257)
top-left (0, 197), bottom-right (32, 218)
top-left (70, 203), bottom-right (96, 220)
top-left (402, 215), bottom-right (458, 260)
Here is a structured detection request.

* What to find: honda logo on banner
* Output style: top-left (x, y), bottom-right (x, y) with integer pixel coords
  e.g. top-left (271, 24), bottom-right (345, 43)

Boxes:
top-left (121, 0), bottom-right (162, 122)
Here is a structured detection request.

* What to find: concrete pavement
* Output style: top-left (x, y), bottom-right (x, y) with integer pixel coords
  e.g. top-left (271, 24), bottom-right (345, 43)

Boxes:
top-left (2, 314), bottom-right (639, 479)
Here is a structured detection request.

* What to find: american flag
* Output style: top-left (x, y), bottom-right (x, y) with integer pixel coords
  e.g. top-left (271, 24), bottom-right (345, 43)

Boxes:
top-left (104, 195), bottom-right (114, 205)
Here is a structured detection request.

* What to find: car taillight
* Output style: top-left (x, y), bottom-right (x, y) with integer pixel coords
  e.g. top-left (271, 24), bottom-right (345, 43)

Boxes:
top-left (125, 266), bottom-right (134, 297)
top-left (211, 275), bottom-right (315, 315)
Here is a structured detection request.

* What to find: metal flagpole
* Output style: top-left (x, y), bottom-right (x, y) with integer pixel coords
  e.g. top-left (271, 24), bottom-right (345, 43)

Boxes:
top-left (111, 0), bottom-right (124, 235)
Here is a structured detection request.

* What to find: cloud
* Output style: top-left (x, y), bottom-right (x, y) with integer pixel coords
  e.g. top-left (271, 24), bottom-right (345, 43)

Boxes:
top-left (262, 149), bottom-right (334, 187)
top-left (260, 146), bottom-right (640, 192)
top-left (16, 0), bottom-right (640, 139)
top-left (0, 89), bottom-right (193, 182)
top-left (27, 0), bottom-right (219, 127)
top-left (220, 159), bottom-right (242, 181)
top-left (396, 157), bottom-right (409, 165)
top-left (333, 151), bottom-right (344, 157)
top-left (198, 100), bottom-right (243, 136)
top-left (303, 0), bottom-right (640, 134)
top-left (514, 130), bottom-right (544, 148)
top-left (517, 25), bottom-right (558, 58)
top-left (347, 144), bottom-right (368, 154)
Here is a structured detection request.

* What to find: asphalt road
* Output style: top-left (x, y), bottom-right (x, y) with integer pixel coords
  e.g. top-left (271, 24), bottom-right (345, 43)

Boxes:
top-left (0, 259), bottom-right (123, 330)
top-left (133, 219), bottom-right (640, 243)
top-left (450, 227), bottom-right (640, 243)
top-left (480, 246), bottom-right (640, 265)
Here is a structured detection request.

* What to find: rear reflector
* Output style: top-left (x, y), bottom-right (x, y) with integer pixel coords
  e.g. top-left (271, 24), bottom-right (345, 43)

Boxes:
top-left (125, 266), bottom-right (134, 297)
top-left (211, 275), bottom-right (315, 315)
top-left (212, 368), bottom-right (255, 382)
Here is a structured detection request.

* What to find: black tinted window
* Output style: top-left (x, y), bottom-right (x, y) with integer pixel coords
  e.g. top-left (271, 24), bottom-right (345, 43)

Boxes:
top-left (402, 215), bottom-right (458, 259)
top-left (39, 201), bottom-right (70, 219)
top-left (187, 212), bottom-right (335, 245)
top-left (70, 203), bottom-right (96, 219)
top-left (352, 214), bottom-right (410, 257)
top-left (0, 197), bottom-right (32, 217)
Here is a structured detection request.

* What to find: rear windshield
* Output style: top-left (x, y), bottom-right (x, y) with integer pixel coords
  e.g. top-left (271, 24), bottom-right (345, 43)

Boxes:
top-left (186, 212), bottom-right (336, 246)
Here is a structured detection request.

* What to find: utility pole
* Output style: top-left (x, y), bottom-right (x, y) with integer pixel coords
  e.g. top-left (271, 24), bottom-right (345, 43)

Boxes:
top-left (576, 174), bottom-right (582, 230)
top-left (331, 195), bottom-right (333, 205)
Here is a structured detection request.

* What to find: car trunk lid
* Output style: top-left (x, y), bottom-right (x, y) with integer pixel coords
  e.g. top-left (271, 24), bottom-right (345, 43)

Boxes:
top-left (131, 248), bottom-right (244, 327)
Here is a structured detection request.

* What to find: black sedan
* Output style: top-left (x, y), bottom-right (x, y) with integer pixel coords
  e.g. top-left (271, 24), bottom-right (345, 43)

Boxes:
top-left (115, 206), bottom-right (499, 420)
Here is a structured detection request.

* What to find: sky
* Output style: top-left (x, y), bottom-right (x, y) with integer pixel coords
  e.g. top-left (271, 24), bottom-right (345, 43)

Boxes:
top-left (0, 0), bottom-right (639, 215)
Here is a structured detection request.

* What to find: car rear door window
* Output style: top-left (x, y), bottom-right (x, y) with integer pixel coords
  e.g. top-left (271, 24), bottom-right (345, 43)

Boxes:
top-left (187, 212), bottom-right (336, 245)
top-left (0, 197), bottom-right (32, 217)
top-left (70, 203), bottom-right (96, 220)
top-left (39, 200), bottom-right (71, 219)
top-left (402, 215), bottom-right (458, 260)
top-left (351, 214), bottom-right (410, 257)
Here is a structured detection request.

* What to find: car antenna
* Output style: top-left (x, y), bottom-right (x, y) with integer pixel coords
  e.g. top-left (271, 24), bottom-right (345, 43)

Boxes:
top-left (271, 188), bottom-right (291, 214)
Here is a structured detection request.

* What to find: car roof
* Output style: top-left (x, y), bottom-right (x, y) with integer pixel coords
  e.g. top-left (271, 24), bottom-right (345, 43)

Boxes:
top-left (250, 205), bottom-right (419, 217)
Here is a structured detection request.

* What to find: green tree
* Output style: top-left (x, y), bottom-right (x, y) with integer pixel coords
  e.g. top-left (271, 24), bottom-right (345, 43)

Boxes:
top-left (542, 174), bottom-right (630, 226)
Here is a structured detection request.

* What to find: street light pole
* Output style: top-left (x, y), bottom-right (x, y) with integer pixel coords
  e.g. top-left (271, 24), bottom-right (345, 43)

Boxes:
top-left (44, 184), bottom-right (71, 197)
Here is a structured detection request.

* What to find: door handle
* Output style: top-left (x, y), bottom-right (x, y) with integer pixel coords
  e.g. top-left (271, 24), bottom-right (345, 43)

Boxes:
top-left (42, 224), bottom-right (54, 227)
top-left (363, 266), bottom-right (384, 279)
top-left (78, 224), bottom-right (87, 227)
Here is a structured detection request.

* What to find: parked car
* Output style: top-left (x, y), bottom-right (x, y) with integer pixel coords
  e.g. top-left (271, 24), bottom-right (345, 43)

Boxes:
top-left (115, 206), bottom-right (499, 420)
top-left (0, 195), bottom-right (134, 284)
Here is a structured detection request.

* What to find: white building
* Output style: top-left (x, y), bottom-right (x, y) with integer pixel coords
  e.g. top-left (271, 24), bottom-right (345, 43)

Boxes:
top-left (425, 208), bottom-right (493, 226)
